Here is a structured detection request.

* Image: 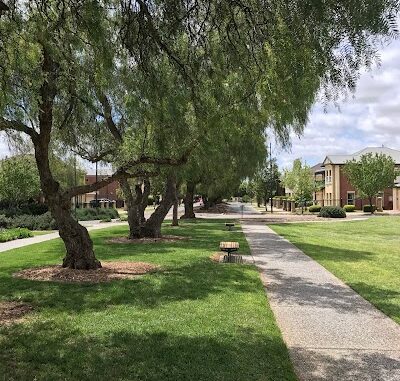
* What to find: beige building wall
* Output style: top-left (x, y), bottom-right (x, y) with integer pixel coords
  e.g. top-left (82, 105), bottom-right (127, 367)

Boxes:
top-left (324, 164), bottom-right (334, 205)
top-left (394, 188), bottom-right (400, 211)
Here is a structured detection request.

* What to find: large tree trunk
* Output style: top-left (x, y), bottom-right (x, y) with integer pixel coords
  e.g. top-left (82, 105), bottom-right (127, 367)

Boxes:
top-left (181, 182), bottom-right (196, 219)
top-left (53, 199), bottom-right (101, 269)
top-left (172, 182), bottom-right (179, 226)
top-left (139, 179), bottom-right (150, 224)
top-left (142, 173), bottom-right (176, 238)
top-left (172, 200), bottom-right (178, 226)
top-left (32, 48), bottom-right (100, 270)
top-left (120, 178), bottom-right (143, 239)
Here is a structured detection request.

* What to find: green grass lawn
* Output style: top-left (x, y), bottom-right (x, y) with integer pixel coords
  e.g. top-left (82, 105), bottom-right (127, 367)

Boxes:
top-left (0, 220), bottom-right (296, 381)
top-left (271, 216), bottom-right (400, 324)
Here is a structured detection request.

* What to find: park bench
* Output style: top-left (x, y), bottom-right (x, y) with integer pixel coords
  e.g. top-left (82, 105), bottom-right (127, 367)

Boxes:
top-left (225, 222), bottom-right (235, 231)
top-left (220, 241), bottom-right (242, 263)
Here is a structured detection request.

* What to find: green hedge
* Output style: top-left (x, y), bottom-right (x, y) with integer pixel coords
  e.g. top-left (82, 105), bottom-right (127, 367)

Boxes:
top-left (0, 212), bottom-right (57, 230)
top-left (318, 206), bottom-right (346, 218)
top-left (308, 205), bottom-right (321, 213)
top-left (0, 228), bottom-right (32, 242)
top-left (363, 205), bottom-right (376, 213)
top-left (0, 203), bottom-right (48, 217)
top-left (343, 204), bottom-right (356, 212)
top-left (74, 208), bottom-right (119, 221)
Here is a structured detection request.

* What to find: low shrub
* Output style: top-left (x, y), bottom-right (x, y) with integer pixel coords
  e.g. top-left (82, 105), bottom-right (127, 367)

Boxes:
top-left (0, 214), bottom-right (11, 228)
top-left (75, 208), bottom-right (119, 221)
top-left (242, 195), bottom-right (251, 203)
top-left (363, 205), bottom-right (376, 213)
top-left (308, 205), bottom-right (321, 213)
top-left (11, 212), bottom-right (57, 230)
top-left (343, 204), bottom-right (356, 212)
top-left (318, 206), bottom-right (346, 218)
top-left (100, 217), bottom-right (112, 223)
top-left (0, 228), bottom-right (32, 242)
top-left (0, 203), bottom-right (48, 217)
top-left (0, 212), bottom-right (56, 230)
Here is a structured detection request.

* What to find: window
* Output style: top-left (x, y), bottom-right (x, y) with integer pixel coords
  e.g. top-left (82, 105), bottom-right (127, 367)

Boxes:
top-left (325, 170), bottom-right (332, 184)
top-left (347, 192), bottom-right (355, 205)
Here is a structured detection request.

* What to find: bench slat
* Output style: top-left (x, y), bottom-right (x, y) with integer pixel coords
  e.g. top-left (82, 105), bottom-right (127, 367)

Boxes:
top-left (220, 241), bottom-right (239, 249)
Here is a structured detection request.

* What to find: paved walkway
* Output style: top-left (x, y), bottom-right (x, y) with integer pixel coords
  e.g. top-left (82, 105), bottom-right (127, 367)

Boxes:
top-left (242, 221), bottom-right (400, 381)
top-left (0, 221), bottom-right (127, 253)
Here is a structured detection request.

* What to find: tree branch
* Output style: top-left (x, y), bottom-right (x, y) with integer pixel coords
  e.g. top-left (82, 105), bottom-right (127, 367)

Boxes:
top-left (0, 117), bottom-right (39, 142)
top-left (66, 168), bottom-right (159, 198)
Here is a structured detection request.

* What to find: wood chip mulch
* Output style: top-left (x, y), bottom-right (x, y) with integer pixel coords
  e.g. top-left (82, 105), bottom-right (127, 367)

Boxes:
top-left (0, 302), bottom-right (33, 326)
top-left (107, 235), bottom-right (189, 244)
top-left (194, 202), bottom-right (230, 214)
top-left (13, 262), bottom-right (160, 283)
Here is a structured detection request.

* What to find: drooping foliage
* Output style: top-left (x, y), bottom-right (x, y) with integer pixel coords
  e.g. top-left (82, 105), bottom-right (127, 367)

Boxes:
top-left (0, 0), bottom-right (398, 264)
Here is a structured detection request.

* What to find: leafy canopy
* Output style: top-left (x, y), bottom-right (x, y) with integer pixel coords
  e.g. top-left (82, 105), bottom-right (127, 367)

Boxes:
top-left (282, 159), bottom-right (315, 201)
top-left (344, 153), bottom-right (398, 201)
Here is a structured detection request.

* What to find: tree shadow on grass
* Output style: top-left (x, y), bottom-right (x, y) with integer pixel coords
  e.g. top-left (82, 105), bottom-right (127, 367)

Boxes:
top-left (0, 321), bottom-right (297, 381)
top-left (0, 259), bottom-right (259, 314)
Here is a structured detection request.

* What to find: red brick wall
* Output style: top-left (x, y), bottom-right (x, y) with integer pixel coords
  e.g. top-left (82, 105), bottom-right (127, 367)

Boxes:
top-left (85, 175), bottom-right (120, 201)
top-left (339, 166), bottom-right (394, 210)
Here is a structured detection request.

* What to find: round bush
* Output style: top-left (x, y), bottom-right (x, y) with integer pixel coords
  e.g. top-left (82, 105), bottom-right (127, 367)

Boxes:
top-left (363, 205), bottom-right (376, 213)
top-left (308, 205), bottom-right (321, 213)
top-left (318, 206), bottom-right (346, 218)
top-left (343, 204), bottom-right (356, 212)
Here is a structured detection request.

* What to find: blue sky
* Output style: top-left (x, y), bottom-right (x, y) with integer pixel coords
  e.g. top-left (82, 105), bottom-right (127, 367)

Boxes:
top-left (1, 39), bottom-right (400, 174)
top-left (273, 39), bottom-right (400, 169)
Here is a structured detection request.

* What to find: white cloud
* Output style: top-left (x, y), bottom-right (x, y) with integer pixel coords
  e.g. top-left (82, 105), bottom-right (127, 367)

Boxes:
top-left (276, 39), bottom-right (400, 168)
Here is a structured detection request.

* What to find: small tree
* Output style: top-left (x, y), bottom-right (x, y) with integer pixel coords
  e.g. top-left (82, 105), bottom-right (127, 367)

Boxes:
top-left (0, 155), bottom-right (40, 205)
top-left (282, 159), bottom-right (314, 213)
top-left (344, 153), bottom-right (398, 213)
top-left (250, 159), bottom-right (280, 208)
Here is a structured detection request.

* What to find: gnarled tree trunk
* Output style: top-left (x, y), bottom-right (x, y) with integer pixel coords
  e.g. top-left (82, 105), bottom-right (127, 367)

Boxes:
top-left (142, 173), bottom-right (176, 238)
top-left (120, 178), bottom-right (143, 239)
top-left (52, 198), bottom-right (101, 269)
top-left (32, 48), bottom-right (101, 270)
top-left (139, 179), bottom-right (150, 224)
top-left (181, 182), bottom-right (196, 219)
top-left (35, 148), bottom-right (100, 269)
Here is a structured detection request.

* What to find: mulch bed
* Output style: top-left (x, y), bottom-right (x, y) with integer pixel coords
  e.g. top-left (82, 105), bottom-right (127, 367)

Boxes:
top-left (194, 202), bottom-right (230, 214)
top-left (13, 262), bottom-right (160, 283)
top-left (0, 301), bottom-right (33, 326)
top-left (107, 235), bottom-right (189, 244)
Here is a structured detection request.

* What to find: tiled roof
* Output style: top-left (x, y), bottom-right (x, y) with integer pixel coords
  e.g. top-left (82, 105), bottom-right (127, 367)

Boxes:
top-left (322, 147), bottom-right (400, 165)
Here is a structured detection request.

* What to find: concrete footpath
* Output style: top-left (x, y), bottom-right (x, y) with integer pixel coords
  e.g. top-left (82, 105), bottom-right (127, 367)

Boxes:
top-left (0, 221), bottom-right (127, 253)
top-left (242, 221), bottom-right (400, 381)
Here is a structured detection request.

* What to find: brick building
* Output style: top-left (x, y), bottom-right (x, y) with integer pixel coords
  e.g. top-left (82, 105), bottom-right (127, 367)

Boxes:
top-left (314, 147), bottom-right (400, 210)
top-left (82, 175), bottom-right (124, 207)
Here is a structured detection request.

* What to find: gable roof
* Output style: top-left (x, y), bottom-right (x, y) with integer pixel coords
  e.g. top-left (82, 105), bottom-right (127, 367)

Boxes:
top-left (322, 147), bottom-right (400, 166)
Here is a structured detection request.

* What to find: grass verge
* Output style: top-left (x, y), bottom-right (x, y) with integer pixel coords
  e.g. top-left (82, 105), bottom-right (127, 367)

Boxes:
top-left (0, 219), bottom-right (297, 381)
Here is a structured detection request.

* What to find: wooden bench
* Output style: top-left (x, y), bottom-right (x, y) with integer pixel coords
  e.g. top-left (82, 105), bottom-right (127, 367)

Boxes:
top-left (225, 223), bottom-right (235, 231)
top-left (219, 241), bottom-right (241, 263)
top-left (220, 241), bottom-right (239, 256)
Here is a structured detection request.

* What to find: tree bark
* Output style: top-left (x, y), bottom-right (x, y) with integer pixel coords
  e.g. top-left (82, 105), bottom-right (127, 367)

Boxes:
top-left (139, 179), bottom-right (150, 223)
top-left (32, 47), bottom-right (100, 270)
top-left (120, 178), bottom-right (143, 239)
top-left (172, 182), bottom-right (179, 226)
top-left (181, 182), bottom-right (196, 219)
top-left (142, 173), bottom-right (176, 238)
